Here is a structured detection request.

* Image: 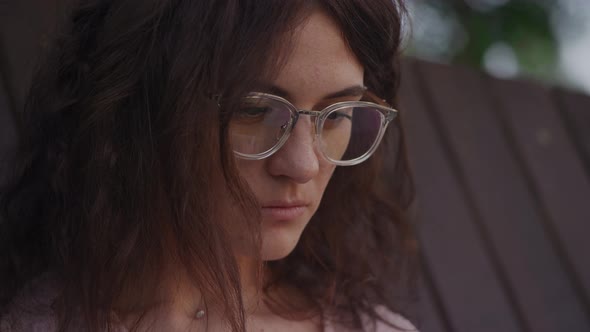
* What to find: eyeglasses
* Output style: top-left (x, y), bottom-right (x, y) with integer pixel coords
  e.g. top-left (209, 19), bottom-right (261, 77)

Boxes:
top-left (228, 90), bottom-right (398, 166)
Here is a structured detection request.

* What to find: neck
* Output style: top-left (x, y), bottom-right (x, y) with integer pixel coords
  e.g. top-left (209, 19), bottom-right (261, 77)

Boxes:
top-left (113, 259), bottom-right (322, 331)
top-left (158, 254), bottom-right (272, 316)
top-left (236, 254), bottom-right (269, 315)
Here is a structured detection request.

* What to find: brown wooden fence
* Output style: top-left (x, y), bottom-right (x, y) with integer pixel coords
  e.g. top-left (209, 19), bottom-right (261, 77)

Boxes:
top-left (400, 60), bottom-right (590, 332)
top-left (1, 2), bottom-right (590, 331)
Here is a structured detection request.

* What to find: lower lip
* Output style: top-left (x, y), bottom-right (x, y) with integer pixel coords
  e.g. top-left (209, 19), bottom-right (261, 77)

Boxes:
top-left (261, 206), bottom-right (307, 221)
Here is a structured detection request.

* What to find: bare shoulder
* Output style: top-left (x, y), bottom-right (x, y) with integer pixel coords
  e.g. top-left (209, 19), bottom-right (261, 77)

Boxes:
top-left (0, 274), bottom-right (59, 332)
top-left (372, 305), bottom-right (418, 332)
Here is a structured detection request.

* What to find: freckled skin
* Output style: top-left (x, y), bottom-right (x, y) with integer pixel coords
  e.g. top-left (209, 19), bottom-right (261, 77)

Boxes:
top-left (233, 10), bottom-right (364, 263)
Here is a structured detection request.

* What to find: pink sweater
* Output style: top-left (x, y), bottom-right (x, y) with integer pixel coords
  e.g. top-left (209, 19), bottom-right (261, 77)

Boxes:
top-left (1, 275), bottom-right (417, 332)
top-left (323, 306), bottom-right (417, 332)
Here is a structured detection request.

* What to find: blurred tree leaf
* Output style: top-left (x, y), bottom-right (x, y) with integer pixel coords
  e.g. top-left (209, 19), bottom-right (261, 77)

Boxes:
top-left (408, 0), bottom-right (559, 82)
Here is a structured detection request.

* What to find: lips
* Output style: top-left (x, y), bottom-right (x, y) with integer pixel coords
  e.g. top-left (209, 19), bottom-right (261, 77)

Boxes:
top-left (261, 200), bottom-right (309, 221)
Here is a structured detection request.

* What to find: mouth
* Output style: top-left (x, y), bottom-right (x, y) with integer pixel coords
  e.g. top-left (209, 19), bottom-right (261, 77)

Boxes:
top-left (261, 201), bottom-right (309, 221)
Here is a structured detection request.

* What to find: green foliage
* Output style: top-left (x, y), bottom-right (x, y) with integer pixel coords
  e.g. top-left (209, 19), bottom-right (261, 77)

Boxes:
top-left (408, 0), bottom-right (559, 81)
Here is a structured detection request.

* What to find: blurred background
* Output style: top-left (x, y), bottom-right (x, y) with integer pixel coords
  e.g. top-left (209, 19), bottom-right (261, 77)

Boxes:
top-left (403, 0), bottom-right (590, 94)
top-left (396, 1), bottom-right (590, 331)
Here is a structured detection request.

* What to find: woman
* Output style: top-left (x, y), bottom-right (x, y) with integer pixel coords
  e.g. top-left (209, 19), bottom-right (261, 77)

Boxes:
top-left (0, 0), bottom-right (417, 331)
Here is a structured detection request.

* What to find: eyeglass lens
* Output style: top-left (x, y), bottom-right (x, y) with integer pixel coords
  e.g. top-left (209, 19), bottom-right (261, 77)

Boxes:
top-left (229, 96), bottom-right (384, 162)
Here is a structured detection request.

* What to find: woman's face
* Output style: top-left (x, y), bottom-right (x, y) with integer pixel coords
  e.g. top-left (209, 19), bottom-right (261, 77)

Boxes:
top-left (235, 10), bottom-right (364, 261)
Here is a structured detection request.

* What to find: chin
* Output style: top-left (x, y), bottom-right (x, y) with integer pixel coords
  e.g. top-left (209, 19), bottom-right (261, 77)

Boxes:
top-left (259, 225), bottom-right (305, 261)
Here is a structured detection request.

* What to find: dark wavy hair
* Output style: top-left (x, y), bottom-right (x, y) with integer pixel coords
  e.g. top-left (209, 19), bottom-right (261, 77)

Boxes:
top-left (0, 0), bottom-right (416, 331)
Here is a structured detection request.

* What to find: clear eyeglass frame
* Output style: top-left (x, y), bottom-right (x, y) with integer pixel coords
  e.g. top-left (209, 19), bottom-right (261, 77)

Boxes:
top-left (231, 90), bottom-right (399, 166)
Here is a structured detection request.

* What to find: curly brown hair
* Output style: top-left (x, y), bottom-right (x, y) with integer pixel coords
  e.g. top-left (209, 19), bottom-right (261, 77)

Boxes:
top-left (0, 0), bottom-right (416, 331)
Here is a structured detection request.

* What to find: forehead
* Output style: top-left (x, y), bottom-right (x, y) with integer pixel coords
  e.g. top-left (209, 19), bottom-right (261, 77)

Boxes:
top-left (272, 10), bottom-right (364, 102)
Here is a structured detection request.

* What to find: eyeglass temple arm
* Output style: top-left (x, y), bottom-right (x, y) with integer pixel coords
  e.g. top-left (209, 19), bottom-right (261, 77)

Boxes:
top-left (363, 90), bottom-right (390, 106)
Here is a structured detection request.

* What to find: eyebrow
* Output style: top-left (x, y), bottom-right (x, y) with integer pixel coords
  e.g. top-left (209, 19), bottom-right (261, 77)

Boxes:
top-left (258, 84), bottom-right (367, 101)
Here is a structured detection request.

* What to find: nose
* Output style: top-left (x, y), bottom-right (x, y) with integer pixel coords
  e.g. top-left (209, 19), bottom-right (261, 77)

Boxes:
top-left (266, 115), bottom-right (320, 183)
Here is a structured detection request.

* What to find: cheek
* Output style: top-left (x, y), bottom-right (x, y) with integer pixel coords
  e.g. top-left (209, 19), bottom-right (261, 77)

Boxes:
top-left (235, 159), bottom-right (263, 186)
top-left (231, 160), bottom-right (269, 209)
top-left (316, 161), bottom-right (337, 194)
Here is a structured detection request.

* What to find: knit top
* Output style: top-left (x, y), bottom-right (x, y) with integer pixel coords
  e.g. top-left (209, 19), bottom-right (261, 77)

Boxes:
top-left (1, 275), bottom-right (417, 332)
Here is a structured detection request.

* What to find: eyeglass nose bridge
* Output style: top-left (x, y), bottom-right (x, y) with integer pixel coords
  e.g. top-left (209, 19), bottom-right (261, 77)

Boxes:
top-left (290, 109), bottom-right (322, 135)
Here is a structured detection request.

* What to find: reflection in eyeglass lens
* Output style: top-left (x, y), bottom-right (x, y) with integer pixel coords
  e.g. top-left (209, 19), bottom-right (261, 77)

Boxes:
top-left (230, 97), bottom-right (384, 162)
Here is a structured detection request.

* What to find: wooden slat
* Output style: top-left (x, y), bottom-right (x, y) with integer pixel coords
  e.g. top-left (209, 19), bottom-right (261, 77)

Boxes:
top-left (399, 60), bottom-right (523, 332)
top-left (416, 262), bottom-right (451, 332)
top-left (490, 78), bottom-right (590, 323)
top-left (415, 60), bottom-right (590, 332)
top-left (555, 89), bottom-right (590, 178)
top-left (417, 285), bottom-right (448, 332)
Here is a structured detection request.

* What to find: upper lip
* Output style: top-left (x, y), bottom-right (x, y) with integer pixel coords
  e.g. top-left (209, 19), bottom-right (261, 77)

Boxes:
top-left (261, 200), bottom-right (309, 208)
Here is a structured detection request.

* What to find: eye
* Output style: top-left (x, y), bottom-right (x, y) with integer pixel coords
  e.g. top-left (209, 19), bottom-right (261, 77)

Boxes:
top-left (233, 106), bottom-right (274, 124)
top-left (237, 106), bottom-right (270, 118)
top-left (326, 111), bottom-right (351, 121)
top-left (323, 109), bottom-right (353, 129)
